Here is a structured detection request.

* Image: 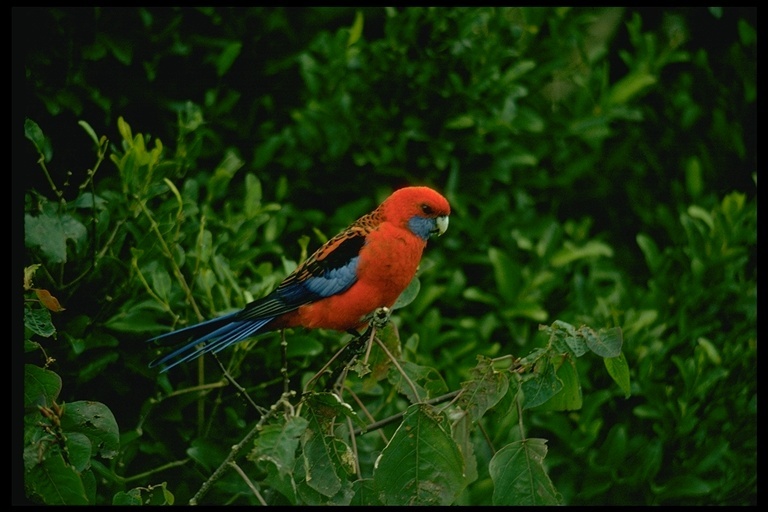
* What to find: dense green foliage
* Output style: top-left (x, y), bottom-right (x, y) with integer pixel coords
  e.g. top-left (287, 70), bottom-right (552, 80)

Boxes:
top-left (20, 7), bottom-right (755, 505)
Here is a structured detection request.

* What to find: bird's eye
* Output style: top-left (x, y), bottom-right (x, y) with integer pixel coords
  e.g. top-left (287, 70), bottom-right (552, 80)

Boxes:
top-left (421, 204), bottom-right (434, 215)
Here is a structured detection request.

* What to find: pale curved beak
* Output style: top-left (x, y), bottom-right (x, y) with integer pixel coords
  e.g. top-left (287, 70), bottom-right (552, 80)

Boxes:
top-left (435, 215), bottom-right (449, 236)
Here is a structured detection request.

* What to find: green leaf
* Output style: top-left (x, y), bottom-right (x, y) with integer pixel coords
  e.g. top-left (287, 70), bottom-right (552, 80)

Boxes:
top-left (25, 210), bottom-right (88, 265)
top-left (244, 173), bottom-right (263, 217)
top-left (263, 462), bottom-right (298, 505)
top-left (392, 276), bottom-right (420, 310)
top-left (103, 33), bottom-right (133, 65)
top-left (501, 302), bottom-right (549, 322)
top-left (59, 401), bottom-right (120, 459)
top-left (548, 320), bottom-right (589, 357)
top-left (685, 156), bottom-right (704, 198)
top-left (636, 233), bottom-right (662, 273)
top-left (64, 432), bottom-right (93, 472)
top-left (301, 433), bottom-right (354, 498)
top-left (596, 424), bottom-right (628, 470)
top-left (464, 286), bottom-right (500, 305)
top-left (606, 70), bottom-right (657, 105)
top-left (215, 41), bottom-right (242, 76)
top-left (445, 114), bottom-right (475, 129)
top-left (359, 321), bottom-right (401, 383)
top-left (249, 416), bottom-right (308, 478)
top-left (187, 438), bottom-right (227, 473)
top-left (149, 267), bottom-right (173, 303)
top-left (580, 325), bottom-right (623, 358)
top-left (457, 355), bottom-right (510, 422)
top-left (112, 489), bottom-right (143, 505)
top-left (304, 392), bottom-right (365, 427)
top-left (550, 240), bottom-right (614, 267)
top-left (534, 356), bottom-right (582, 411)
top-left (104, 300), bottom-right (172, 333)
top-left (373, 404), bottom-right (467, 505)
top-left (687, 204), bottom-right (714, 231)
top-left (489, 439), bottom-right (562, 505)
top-left (207, 148), bottom-right (244, 201)
top-left (350, 479), bottom-right (383, 506)
top-left (113, 483), bottom-right (174, 506)
top-left (299, 393), bottom-right (360, 499)
top-left (653, 474), bottom-right (714, 500)
top-left (76, 353), bottom-right (120, 384)
top-left (78, 120), bottom-right (100, 148)
top-left (25, 307), bottom-right (56, 338)
top-left (347, 10), bottom-right (364, 47)
top-left (25, 118), bottom-right (52, 161)
top-left (24, 364), bottom-right (62, 411)
top-left (604, 351), bottom-right (631, 397)
top-left (25, 453), bottom-right (89, 505)
top-left (387, 360), bottom-right (448, 402)
top-left (521, 358), bottom-right (562, 410)
top-left (488, 246), bottom-right (518, 303)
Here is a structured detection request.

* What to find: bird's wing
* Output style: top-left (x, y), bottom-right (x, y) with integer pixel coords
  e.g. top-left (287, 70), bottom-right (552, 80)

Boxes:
top-left (237, 224), bottom-right (368, 321)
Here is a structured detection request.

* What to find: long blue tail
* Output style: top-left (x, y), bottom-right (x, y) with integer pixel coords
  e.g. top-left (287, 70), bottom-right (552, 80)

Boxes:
top-left (148, 313), bottom-right (274, 372)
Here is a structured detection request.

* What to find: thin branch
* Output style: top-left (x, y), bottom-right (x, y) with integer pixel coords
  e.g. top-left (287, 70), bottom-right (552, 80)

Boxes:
top-left (373, 334), bottom-right (421, 403)
top-left (228, 461), bottom-right (268, 506)
top-left (213, 355), bottom-right (264, 414)
top-left (90, 457), bottom-right (190, 486)
top-left (353, 390), bottom-right (461, 436)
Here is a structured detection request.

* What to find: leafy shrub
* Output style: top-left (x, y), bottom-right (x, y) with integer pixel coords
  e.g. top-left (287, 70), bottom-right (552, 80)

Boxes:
top-left (21, 6), bottom-right (755, 505)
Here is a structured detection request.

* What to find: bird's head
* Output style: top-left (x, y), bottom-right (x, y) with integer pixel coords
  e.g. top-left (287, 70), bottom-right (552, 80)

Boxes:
top-left (382, 186), bottom-right (451, 241)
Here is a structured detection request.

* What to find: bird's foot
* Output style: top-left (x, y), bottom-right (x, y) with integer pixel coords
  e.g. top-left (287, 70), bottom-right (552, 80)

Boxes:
top-left (370, 306), bottom-right (391, 329)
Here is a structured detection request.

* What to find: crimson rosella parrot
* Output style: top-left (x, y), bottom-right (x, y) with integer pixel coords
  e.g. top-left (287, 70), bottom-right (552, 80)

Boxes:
top-left (148, 186), bottom-right (450, 372)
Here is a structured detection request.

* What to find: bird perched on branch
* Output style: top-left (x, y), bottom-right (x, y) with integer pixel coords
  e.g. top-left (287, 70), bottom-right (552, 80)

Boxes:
top-left (148, 186), bottom-right (450, 372)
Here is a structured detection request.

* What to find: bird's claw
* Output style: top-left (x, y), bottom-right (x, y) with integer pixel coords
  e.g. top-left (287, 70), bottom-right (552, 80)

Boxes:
top-left (371, 306), bottom-right (391, 329)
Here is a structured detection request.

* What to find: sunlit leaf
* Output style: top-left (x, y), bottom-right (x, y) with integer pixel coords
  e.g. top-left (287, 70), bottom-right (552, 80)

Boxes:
top-left (25, 211), bottom-right (88, 265)
top-left (581, 326), bottom-right (623, 358)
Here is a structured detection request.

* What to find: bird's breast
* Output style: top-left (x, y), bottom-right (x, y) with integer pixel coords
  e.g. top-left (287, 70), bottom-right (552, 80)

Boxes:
top-left (357, 226), bottom-right (425, 291)
top-left (291, 226), bottom-right (426, 331)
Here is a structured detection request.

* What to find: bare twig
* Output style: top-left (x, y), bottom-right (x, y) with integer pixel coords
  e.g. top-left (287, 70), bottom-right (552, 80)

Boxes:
top-left (213, 356), bottom-right (263, 413)
top-left (353, 390), bottom-right (461, 437)
top-left (373, 334), bottom-right (421, 403)
top-left (228, 461), bottom-right (268, 506)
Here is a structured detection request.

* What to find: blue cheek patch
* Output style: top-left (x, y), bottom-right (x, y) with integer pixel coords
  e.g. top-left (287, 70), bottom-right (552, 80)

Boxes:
top-left (408, 216), bottom-right (437, 240)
